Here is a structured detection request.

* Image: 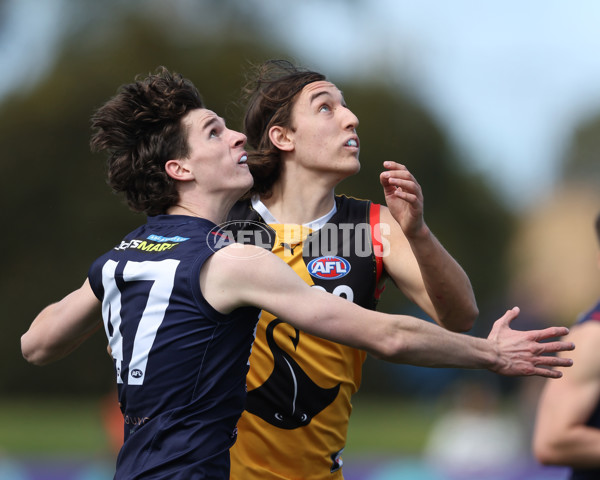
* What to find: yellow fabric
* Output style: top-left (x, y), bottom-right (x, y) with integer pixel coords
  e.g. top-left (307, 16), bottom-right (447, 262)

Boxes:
top-left (230, 224), bottom-right (367, 480)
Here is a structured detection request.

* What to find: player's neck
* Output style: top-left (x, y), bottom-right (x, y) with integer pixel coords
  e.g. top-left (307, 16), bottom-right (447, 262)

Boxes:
top-left (168, 194), bottom-right (234, 225)
top-left (260, 174), bottom-right (336, 225)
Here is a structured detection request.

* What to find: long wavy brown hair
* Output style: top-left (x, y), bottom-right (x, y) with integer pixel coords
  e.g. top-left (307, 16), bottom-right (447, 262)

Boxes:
top-left (90, 67), bottom-right (204, 215)
top-left (240, 60), bottom-right (325, 198)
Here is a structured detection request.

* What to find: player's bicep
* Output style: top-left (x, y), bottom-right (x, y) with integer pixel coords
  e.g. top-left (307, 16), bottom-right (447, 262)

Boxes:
top-left (234, 248), bottom-right (320, 313)
top-left (239, 256), bottom-right (389, 350)
top-left (200, 244), bottom-right (314, 314)
top-left (203, 246), bottom-right (383, 349)
top-left (200, 245), bottom-right (386, 351)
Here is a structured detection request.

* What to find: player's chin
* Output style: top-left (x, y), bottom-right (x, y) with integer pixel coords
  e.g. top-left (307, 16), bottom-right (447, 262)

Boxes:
top-left (344, 157), bottom-right (361, 175)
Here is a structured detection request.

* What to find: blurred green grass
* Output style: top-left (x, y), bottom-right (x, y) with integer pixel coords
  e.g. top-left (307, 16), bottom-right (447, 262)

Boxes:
top-left (346, 395), bottom-right (436, 455)
top-left (0, 397), bottom-right (110, 455)
top-left (0, 394), bottom-right (435, 455)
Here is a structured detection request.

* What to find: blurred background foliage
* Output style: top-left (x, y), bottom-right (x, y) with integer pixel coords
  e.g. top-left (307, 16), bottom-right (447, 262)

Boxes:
top-left (2, 0), bottom-right (599, 400)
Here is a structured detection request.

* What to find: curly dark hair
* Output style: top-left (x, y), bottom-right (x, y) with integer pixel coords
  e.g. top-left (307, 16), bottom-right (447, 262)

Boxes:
top-left (241, 60), bottom-right (325, 198)
top-left (90, 67), bottom-right (204, 215)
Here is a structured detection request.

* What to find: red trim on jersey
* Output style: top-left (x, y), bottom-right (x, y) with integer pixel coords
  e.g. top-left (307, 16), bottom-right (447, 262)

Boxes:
top-left (370, 203), bottom-right (386, 299)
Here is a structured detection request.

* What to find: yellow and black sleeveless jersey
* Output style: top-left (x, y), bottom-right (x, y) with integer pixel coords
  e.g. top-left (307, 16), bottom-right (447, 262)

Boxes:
top-left (227, 195), bottom-right (385, 480)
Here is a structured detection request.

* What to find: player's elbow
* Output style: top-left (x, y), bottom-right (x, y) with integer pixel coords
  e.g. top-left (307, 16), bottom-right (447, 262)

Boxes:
top-left (532, 436), bottom-right (564, 466)
top-left (534, 450), bottom-right (557, 467)
top-left (368, 325), bottom-right (411, 362)
top-left (465, 304), bottom-right (479, 329)
top-left (21, 334), bottom-right (51, 366)
top-left (455, 302), bottom-right (479, 333)
top-left (457, 308), bottom-right (478, 333)
top-left (446, 304), bottom-right (479, 333)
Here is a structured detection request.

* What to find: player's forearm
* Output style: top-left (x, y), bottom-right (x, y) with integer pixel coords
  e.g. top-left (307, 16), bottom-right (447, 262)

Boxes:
top-left (22, 284), bottom-right (102, 365)
top-left (406, 225), bottom-right (478, 332)
top-left (371, 313), bottom-right (495, 368)
top-left (21, 333), bottom-right (90, 366)
top-left (21, 303), bottom-right (82, 365)
top-left (270, 287), bottom-right (488, 368)
top-left (372, 307), bottom-right (572, 378)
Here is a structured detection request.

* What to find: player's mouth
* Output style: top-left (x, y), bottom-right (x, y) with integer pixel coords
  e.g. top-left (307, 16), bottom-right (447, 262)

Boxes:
top-left (344, 137), bottom-right (359, 149)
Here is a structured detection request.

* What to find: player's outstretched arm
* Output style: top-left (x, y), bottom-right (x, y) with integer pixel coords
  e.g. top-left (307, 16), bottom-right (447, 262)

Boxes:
top-left (21, 279), bottom-right (102, 366)
top-left (202, 245), bottom-right (574, 378)
top-left (361, 306), bottom-right (572, 377)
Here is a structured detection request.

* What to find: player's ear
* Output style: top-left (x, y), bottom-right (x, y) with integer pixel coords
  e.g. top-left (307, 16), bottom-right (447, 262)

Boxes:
top-left (165, 159), bottom-right (193, 181)
top-left (269, 125), bottom-right (294, 152)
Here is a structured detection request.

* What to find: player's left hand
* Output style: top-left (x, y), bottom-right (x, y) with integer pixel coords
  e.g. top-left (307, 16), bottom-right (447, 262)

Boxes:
top-left (487, 307), bottom-right (575, 378)
top-left (379, 161), bottom-right (425, 238)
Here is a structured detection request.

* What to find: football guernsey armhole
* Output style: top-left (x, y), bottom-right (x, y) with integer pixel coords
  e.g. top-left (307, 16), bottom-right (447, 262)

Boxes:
top-left (87, 264), bottom-right (103, 301)
top-left (189, 251), bottom-right (232, 324)
top-left (369, 203), bottom-right (386, 299)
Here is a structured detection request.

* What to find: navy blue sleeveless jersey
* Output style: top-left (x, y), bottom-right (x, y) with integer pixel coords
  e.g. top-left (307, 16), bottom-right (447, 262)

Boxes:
top-left (88, 214), bottom-right (260, 479)
top-left (571, 300), bottom-right (600, 480)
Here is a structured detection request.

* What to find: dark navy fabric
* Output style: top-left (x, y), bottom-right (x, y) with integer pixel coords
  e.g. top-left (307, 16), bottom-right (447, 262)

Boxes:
top-left (88, 214), bottom-right (259, 479)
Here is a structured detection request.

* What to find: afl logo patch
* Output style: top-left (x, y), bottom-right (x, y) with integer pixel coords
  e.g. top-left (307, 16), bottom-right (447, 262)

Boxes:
top-left (307, 256), bottom-right (351, 280)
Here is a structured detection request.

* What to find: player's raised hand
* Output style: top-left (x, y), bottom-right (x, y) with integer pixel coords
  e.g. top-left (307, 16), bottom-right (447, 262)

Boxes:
top-left (379, 161), bottom-right (424, 238)
top-left (487, 307), bottom-right (574, 378)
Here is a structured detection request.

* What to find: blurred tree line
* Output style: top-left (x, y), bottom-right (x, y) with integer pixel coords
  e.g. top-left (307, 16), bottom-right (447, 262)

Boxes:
top-left (2, 0), bottom-right (517, 397)
top-left (505, 105), bottom-right (600, 335)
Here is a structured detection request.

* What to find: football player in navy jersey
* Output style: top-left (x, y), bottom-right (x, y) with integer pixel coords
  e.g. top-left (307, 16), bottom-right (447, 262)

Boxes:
top-left (533, 211), bottom-right (600, 480)
top-left (22, 67), bottom-right (574, 480)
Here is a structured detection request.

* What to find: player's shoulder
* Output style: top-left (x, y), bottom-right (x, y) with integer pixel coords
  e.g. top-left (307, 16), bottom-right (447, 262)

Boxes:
top-left (208, 243), bottom-right (278, 280)
top-left (334, 194), bottom-right (378, 223)
top-left (566, 319), bottom-right (600, 377)
top-left (569, 308), bottom-right (600, 354)
top-left (575, 299), bottom-right (600, 325)
top-left (335, 193), bottom-right (373, 208)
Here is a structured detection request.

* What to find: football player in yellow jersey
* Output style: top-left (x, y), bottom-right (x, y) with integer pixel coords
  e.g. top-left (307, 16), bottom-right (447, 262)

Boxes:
top-left (228, 59), bottom-right (481, 479)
